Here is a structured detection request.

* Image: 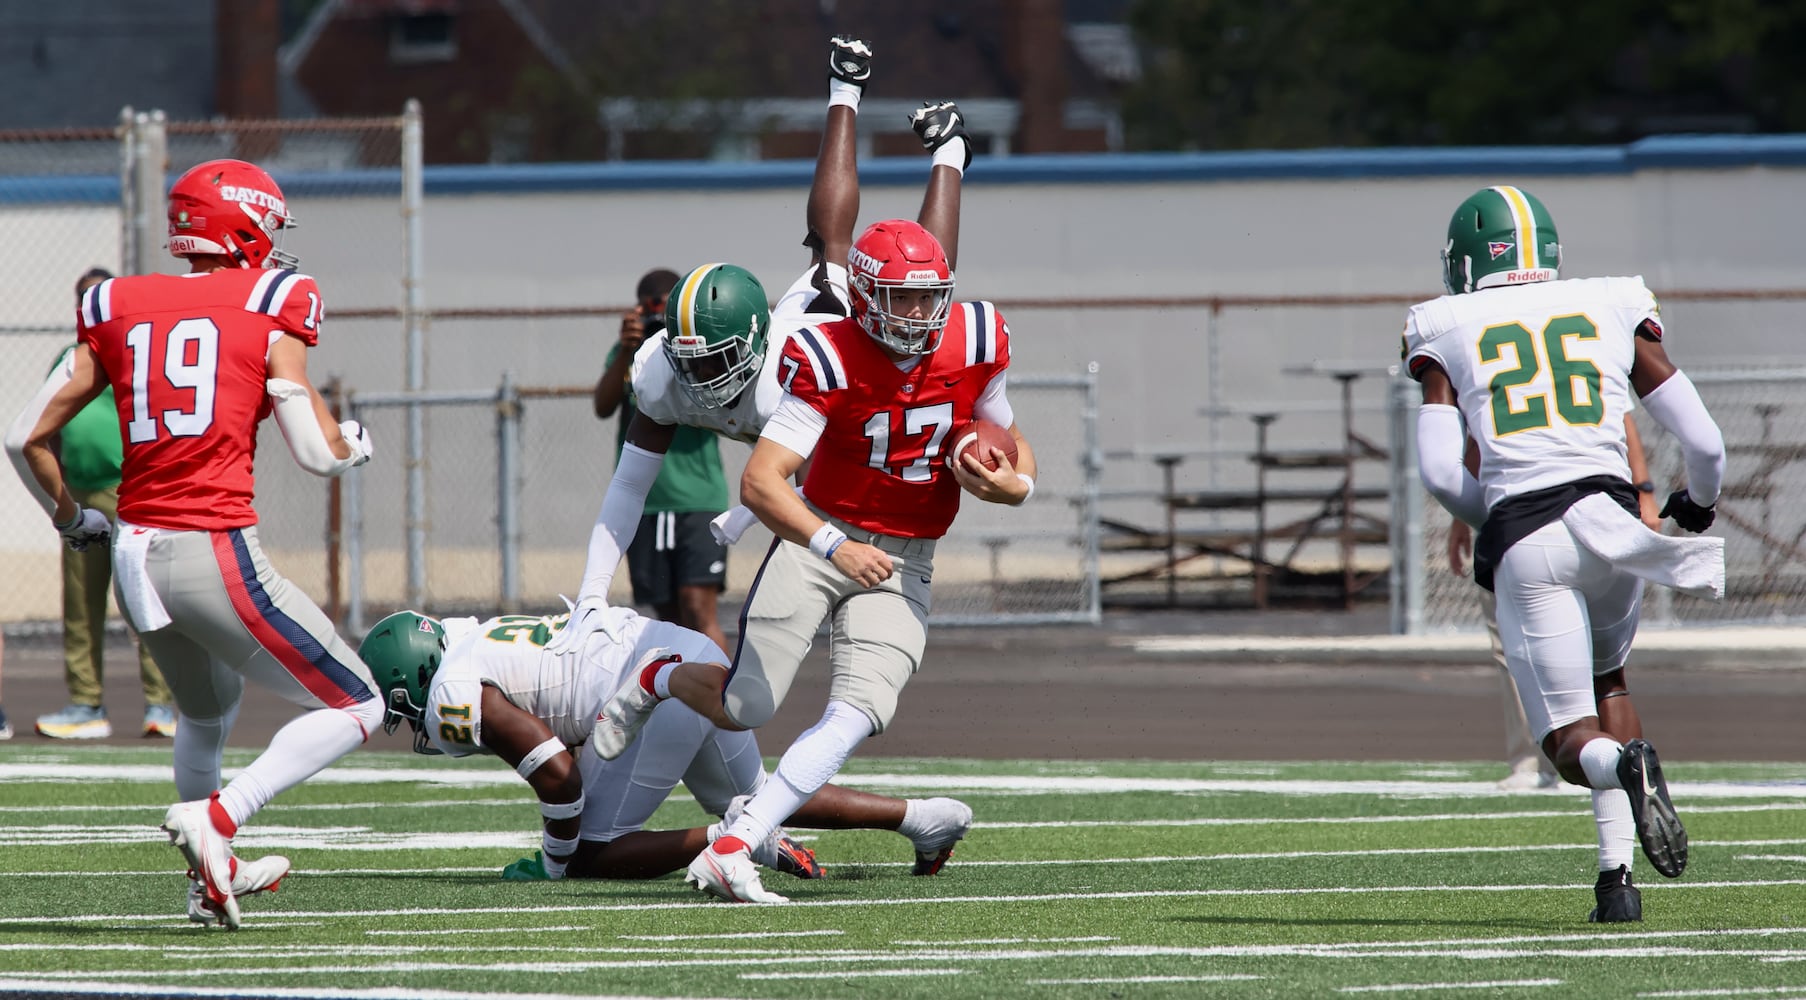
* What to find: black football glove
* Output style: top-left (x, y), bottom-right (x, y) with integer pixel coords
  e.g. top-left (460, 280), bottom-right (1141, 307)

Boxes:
top-left (1659, 490), bottom-right (1715, 533)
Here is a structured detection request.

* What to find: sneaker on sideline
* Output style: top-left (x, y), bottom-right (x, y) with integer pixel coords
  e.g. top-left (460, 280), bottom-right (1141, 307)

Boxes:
top-left (36, 703), bottom-right (112, 739)
top-left (142, 703), bottom-right (178, 739)
top-left (685, 844), bottom-right (789, 904)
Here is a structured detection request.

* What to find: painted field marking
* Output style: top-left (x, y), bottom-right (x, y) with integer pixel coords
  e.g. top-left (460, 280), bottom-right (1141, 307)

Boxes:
top-left (739, 969), bottom-right (964, 980)
top-left (1343, 974), bottom-right (1567, 981)
top-left (617, 930), bottom-right (844, 941)
top-left (1030, 975), bottom-right (1263, 985)
top-left (0, 979), bottom-right (675, 1000)
top-left (892, 936), bottom-right (1116, 946)
top-left (364, 925), bottom-right (589, 936)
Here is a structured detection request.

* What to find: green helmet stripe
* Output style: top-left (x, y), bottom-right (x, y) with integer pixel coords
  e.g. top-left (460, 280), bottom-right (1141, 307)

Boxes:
top-left (671, 262), bottom-right (728, 342)
top-left (1491, 185), bottom-right (1539, 270)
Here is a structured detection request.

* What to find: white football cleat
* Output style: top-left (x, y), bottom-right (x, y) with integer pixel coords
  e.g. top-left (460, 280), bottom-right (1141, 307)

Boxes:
top-left (590, 651), bottom-right (676, 761)
top-left (906, 797), bottom-right (974, 875)
top-left (685, 844), bottom-right (790, 904)
top-left (187, 854), bottom-right (291, 926)
top-left (163, 800), bottom-right (240, 930)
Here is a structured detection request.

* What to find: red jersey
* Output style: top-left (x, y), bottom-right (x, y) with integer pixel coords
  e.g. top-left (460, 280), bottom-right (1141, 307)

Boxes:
top-left (76, 269), bottom-right (324, 531)
top-left (780, 301), bottom-right (1011, 539)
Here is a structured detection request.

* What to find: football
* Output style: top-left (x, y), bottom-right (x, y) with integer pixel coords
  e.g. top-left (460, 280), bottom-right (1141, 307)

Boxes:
top-left (948, 418), bottom-right (1017, 472)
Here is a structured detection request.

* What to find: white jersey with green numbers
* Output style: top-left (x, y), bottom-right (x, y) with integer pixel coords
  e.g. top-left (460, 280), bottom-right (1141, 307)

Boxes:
top-left (421, 607), bottom-right (644, 757)
top-left (1403, 275), bottom-right (1660, 511)
top-left (629, 263), bottom-right (850, 444)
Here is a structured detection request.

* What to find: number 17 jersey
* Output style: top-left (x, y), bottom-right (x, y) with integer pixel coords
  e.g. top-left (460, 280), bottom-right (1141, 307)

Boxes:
top-left (1402, 275), bottom-right (1661, 511)
top-left (77, 269), bottom-right (324, 531)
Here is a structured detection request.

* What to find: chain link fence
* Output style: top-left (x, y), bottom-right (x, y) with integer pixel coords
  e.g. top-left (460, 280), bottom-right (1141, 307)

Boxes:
top-left (335, 370), bottom-right (1102, 631)
top-left (1397, 367), bottom-right (1806, 631)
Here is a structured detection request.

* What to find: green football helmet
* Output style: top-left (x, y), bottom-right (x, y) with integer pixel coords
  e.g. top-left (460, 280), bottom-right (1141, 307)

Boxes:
top-left (1441, 185), bottom-right (1562, 294)
top-left (358, 611), bottom-right (447, 754)
top-left (662, 262), bottom-right (771, 408)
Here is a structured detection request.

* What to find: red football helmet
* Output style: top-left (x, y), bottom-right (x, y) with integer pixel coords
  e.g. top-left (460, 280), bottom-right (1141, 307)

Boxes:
top-left (166, 159), bottom-right (299, 270)
top-left (847, 219), bottom-right (954, 355)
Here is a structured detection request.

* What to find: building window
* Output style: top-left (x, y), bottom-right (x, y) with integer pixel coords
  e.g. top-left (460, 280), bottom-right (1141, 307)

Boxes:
top-left (389, 12), bottom-right (456, 64)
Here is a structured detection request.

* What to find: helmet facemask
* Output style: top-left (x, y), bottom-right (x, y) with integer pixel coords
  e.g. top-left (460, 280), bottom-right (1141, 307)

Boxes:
top-left (854, 276), bottom-right (955, 355)
top-left (667, 330), bottom-right (762, 409)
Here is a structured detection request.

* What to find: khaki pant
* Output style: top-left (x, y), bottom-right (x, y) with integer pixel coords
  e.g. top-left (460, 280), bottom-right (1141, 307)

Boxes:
top-left (726, 511), bottom-right (934, 735)
top-left (63, 484), bottom-right (171, 708)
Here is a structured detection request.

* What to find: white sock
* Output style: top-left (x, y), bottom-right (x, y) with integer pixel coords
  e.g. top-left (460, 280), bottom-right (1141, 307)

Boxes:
top-left (1578, 737), bottom-right (1625, 790)
top-left (171, 702), bottom-right (240, 802)
top-left (932, 137), bottom-right (969, 175)
top-left (217, 706), bottom-right (369, 827)
top-left (1592, 787), bottom-right (1635, 871)
top-left (651, 661), bottom-right (679, 700)
top-left (724, 700), bottom-right (872, 848)
top-left (828, 82), bottom-right (861, 111)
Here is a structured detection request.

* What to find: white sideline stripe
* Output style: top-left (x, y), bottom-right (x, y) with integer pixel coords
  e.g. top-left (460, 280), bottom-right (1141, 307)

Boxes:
top-left (621, 924), bottom-right (845, 931)
top-left (989, 803), bottom-right (1806, 828)
top-left (0, 980), bottom-right (697, 1000)
top-left (6, 761), bottom-right (1802, 799)
top-left (365, 925), bottom-right (588, 936)
top-left (1031, 975), bottom-right (1263, 985)
top-left (6, 881), bottom-right (1806, 926)
top-left (1133, 627), bottom-right (1806, 656)
top-left (1343, 974), bottom-right (1567, 981)
top-left (894, 936), bottom-right (1116, 945)
top-left (1641, 988), bottom-right (1806, 997)
top-left (739, 969), bottom-right (964, 980)
top-left (0, 797), bottom-right (541, 815)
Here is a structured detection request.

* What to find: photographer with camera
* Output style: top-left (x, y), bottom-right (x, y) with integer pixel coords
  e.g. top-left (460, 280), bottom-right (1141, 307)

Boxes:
top-left (592, 268), bottom-right (731, 654)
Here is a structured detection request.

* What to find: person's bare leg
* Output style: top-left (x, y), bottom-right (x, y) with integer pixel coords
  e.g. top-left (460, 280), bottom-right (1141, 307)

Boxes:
top-left (1595, 669), bottom-right (1642, 742)
top-left (569, 828), bottom-right (710, 880)
top-left (667, 661), bottom-right (740, 731)
top-left (788, 782), bottom-right (907, 830)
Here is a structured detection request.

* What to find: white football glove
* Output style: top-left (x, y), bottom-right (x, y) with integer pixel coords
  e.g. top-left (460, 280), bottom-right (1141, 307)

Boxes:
top-left (546, 595), bottom-right (615, 656)
top-left (339, 420), bottom-right (374, 467)
top-left (709, 505), bottom-right (759, 546)
top-left (55, 504), bottom-right (113, 552)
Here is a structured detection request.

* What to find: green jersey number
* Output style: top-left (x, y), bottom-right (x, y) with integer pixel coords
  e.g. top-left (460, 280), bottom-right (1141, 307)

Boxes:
top-left (485, 615), bottom-right (558, 647)
top-left (1478, 314), bottom-right (1603, 436)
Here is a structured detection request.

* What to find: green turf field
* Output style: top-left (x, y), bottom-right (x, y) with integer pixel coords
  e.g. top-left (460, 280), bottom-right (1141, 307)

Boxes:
top-left (2, 747), bottom-right (1803, 999)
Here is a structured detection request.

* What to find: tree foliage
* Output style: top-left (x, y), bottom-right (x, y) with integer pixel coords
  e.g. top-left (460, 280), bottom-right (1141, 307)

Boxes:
top-left (1123, 0), bottom-right (1806, 151)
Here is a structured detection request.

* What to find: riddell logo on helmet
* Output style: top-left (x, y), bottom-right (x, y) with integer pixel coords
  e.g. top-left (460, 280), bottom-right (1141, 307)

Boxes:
top-left (905, 269), bottom-right (941, 281)
top-left (1504, 268), bottom-right (1557, 283)
top-left (218, 185), bottom-right (286, 215)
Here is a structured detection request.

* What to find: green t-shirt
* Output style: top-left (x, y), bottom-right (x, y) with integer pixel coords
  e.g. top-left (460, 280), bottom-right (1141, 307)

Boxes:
top-left (608, 343), bottom-right (729, 514)
top-left (50, 345), bottom-right (125, 491)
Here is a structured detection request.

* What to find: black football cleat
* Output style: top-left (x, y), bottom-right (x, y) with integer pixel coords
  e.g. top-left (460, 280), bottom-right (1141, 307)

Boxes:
top-left (1617, 739), bottom-right (1688, 878)
top-left (1587, 865), bottom-right (1642, 923)
top-left (829, 35), bottom-right (873, 89)
top-left (909, 100), bottom-right (972, 171)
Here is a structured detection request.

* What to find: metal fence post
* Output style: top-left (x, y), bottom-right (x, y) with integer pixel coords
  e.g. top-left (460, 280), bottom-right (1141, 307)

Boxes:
top-left (1081, 361), bottom-right (1103, 624)
top-left (401, 99), bottom-right (428, 608)
top-left (1387, 372), bottom-right (1424, 635)
top-left (127, 110), bottom-right (166, 276)
top-left (345, 395), bottom-right (367, 635)
top-left (497, 372), bottom-right (522, 613)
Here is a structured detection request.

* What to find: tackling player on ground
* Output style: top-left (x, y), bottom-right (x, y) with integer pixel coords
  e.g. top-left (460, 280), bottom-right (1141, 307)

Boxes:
top-left (358, 606), bottom-right (971, 881)
top-left (6, 159), bottom-right (382, 929)
top-left (1403, 185), bottom-right (1726, 922)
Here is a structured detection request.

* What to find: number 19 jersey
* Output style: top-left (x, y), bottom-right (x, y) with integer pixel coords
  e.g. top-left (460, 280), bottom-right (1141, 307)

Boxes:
top-left (77, 269), bottom-right (324, 531)
top-left (1402, 275), bottom-right (1662, 511)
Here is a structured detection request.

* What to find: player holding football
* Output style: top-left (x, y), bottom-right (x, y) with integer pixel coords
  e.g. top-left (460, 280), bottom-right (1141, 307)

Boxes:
top-left (358, 607), bottom-right (972, 882)
top-left (6, 159), bottom-right (381, 930)
top-left (589, 215), bottom-right (1037, 903)
top-left (1403, 185), bottom-right (1726, 922)
top-left (557, 34), bottom-right (973, 633)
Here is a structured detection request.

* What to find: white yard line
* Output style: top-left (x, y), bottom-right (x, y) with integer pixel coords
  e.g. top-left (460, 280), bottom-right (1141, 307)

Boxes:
top-left (738, 969), bottom-right (965, 980)
top-left (4, 885), bottom-right (1806, 926)
top-left (1030, 975), bottom-right (1263, 985)
top-left (1340, 980), bottom-right (1563, 992)
top-left (0, 980), bottom-right (710, 1000)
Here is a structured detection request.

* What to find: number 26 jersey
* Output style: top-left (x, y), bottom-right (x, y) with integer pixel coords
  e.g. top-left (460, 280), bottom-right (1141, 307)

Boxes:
top-left (1402, 275), bottom-right (1662, 511)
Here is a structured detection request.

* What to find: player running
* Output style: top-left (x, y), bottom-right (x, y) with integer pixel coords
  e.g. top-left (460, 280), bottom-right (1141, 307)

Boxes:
top-left (7, 159), bottom-right (381, 929)
top-left (1404, 185), bottom-right (1726, 922)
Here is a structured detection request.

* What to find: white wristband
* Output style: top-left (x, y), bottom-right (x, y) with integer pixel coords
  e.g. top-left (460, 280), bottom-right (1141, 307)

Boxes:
top-left (1015, 473), bottom-right (1035, 504)
top-left (809, 523), bottom-right (848, 561)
